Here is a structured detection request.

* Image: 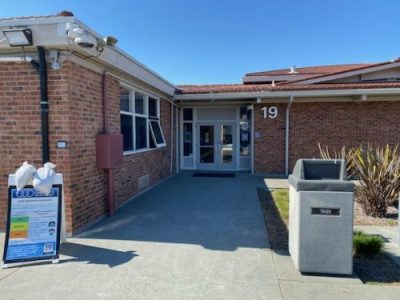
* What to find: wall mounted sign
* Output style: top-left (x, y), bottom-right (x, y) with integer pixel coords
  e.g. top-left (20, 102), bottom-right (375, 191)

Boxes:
top-left (311, 207), bottom-right (340, 216)
top-left (261, 106), bottom-right (278, 119)
top-left (2, 185), bottom-right (62, 267)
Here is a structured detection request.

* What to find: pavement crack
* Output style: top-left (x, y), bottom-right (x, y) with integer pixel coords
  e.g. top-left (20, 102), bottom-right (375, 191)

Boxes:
top-left (0, 267), bottom-right (21, 282)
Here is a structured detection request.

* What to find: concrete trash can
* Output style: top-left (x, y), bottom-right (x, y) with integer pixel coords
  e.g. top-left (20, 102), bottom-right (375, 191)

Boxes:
top-left (288, 159), bottom-right (354, 275)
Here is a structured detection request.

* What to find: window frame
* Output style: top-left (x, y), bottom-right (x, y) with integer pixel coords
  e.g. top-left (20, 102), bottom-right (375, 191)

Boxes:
top-left (120, 84), bottom-right (165, 155)
top-left (149, 119), bottom-right (166, 147)
top-left (182, 108), bottom-right (193, 157)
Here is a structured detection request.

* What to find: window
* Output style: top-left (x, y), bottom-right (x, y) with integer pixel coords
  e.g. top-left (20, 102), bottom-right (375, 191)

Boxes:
top-left (148, 97), bottom-right (158, 118)
top-left (135, 92), bottom-right (145, 115)
top-left (239, 107), bottom-right (251, 157)
top-left (183, 123), bottom-right (193, 156)
top-left (149, 120), bottom-right (166, 147)
top-left (120, 86), bottom-right (165, 152)
top-left (182, 108), bottom-right (193, 157)
top-left (183, 108), bottom-right (193, 121)
top-left (121, 114), bottom-right (133, 151)
top-left (135, 117), bottom-right (147, 149)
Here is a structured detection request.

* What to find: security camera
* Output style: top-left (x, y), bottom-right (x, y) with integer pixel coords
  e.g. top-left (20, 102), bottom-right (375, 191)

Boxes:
top-left (103, 36), bottom-right (118, 47)
top-left (67, 26), bottom-right (97, 49)
top-left (74, 33), bottom-right (97, 49)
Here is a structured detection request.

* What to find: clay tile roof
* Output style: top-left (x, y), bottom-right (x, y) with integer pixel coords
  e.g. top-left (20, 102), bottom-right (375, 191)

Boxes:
top-left (176, 84), bottom-right (274, 94)
top-left (176, 82), bottom-right (400, 95)
top-left (245, 63), bottom-right (376, 77)
top-left (178, 60), bottom-right (400, 95)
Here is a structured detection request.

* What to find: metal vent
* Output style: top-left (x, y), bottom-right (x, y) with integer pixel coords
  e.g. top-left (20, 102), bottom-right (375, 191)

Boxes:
top-left (138, 174), bottom-right (150, 190)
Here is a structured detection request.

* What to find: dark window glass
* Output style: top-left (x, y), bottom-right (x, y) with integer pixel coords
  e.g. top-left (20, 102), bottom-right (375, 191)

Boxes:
top-left (150, 120), bottom-right (165, 145)
top-left (183, 108), bottom-right (193, 121)
top-left (149, 124), bottom-right (156, 149)
top-left (240, 106), bottom-right (252, 156)
top-left (149, 97), bottom-right (158, 118)
top-left (200, 148), bottom-right (214, 163)
top-left (120, 114), bottom-right (133, 151)
top-left (120, 88), bottom-right (130, 111)
top-left (135, 92), bottom-right (145, 114)
top-left (183, 123), bottom-right (192, 156)
top-left (135, 117), bottom-right (147, 149)
top-left (200, 125), bottom-right (214, 146)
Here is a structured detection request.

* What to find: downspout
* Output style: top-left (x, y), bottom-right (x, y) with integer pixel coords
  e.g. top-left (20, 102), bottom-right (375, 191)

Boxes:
top-left (170, 103), bottom-right (174, 174)
top-left (102, 73), bottom-right (115, 216)
top-left (285, 96), bottom-right (294, 177)
top-left (38, 46), bottom-right (50, 164)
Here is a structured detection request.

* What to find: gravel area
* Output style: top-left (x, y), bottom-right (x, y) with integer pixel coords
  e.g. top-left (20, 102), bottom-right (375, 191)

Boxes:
top-left (354, 201), bottom-right (398, 226)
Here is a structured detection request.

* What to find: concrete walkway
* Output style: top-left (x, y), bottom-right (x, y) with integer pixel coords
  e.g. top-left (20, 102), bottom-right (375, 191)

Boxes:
top-left (0, 172), bottom-right (281, 299)
top-left (1, 172), bottom-right (400, 299)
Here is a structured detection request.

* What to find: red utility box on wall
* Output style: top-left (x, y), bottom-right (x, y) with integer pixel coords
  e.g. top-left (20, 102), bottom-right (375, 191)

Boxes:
top-left (96, 134), bottom-right (123, 169)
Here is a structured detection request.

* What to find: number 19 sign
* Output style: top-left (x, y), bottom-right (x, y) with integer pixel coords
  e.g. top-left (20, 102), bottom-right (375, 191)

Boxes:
top-left (261, 106), bottom-right (278, 119)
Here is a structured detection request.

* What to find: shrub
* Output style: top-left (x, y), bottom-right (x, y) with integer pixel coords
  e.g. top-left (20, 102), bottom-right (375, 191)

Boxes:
top-left (353, 231), bottom-right (384, 256)
top-left (354, 145), bottom-right (400, 217)
top-left (319, 143), bottom-right (400, 217)
top-left (318, 143), bottom-right (357, 178)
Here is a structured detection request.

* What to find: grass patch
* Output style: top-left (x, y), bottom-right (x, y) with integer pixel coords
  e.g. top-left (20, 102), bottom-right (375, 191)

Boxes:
top-left (353, 231), bottom-right (384, 256)
top-left (271, 189), bottom-right (289, 223)
top-left (257, 188), bottom-right (288, 250)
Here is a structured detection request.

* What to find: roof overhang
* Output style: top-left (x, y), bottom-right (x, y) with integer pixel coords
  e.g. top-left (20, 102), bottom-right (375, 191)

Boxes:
top-left (174, 88), bottom-right (400, 101)
top-left (0, 16), bottom-right (176, 96)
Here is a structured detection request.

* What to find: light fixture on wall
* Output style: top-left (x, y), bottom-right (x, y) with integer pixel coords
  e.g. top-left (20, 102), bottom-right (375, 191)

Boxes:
top-left (2, 29), bottom-right (33, 47)
top-left (49, 49), bottom-right (60, 70)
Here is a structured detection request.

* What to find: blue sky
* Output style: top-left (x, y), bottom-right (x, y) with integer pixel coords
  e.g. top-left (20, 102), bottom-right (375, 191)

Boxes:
top-left (1, 0), bottom-right (400, 84)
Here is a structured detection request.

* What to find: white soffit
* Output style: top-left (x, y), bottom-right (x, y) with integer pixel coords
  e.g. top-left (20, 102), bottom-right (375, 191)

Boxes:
top-left (0, 15), bottom-right (176, 96)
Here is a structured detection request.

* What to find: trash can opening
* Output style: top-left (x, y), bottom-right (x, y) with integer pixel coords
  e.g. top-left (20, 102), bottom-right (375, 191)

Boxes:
top-left (303, 161), bottom-right (342, 180)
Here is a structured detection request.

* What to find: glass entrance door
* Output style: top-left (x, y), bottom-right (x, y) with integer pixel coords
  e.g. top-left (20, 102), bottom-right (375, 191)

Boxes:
top-left (219, 124), bottom-right (234, 169)
top-left (199, 125), bottom-right (215, 165)
top-left (197, 122), bottom-right (236, 170)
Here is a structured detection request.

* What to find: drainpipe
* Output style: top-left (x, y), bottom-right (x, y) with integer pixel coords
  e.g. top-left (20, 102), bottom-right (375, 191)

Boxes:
top-left (285, 96), bottom-right (294, 177)
top-left (170, 103), bottom-right (174, 174)
top-left (102, 73), bottom-right (115, 216)
top-left (38, 46), bottom-right (50, 164)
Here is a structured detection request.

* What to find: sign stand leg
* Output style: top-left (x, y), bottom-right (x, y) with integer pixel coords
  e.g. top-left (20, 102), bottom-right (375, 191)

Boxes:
top-left (1, 262), bottom-right (8, 269)
top-left (52, 258), bottom-right (59, 264)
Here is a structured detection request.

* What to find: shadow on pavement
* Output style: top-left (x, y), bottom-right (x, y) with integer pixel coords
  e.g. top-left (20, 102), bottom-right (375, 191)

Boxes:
top-left (257, 187), bottom-right (289, 255)
top-left (60, 242), bottom-right (138, 268)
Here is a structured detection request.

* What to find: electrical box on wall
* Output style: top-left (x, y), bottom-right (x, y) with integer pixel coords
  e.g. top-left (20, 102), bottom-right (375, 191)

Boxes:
top-left (96, 134), bottom-right (123, 169)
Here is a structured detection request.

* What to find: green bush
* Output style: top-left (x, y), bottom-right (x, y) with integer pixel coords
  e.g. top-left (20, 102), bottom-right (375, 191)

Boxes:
top-left (354, 145), bottom-right (400, 217)
top-left (319, 143), bottom-right (400, 217)
top-left (353, 231), bottom-right (384, 256)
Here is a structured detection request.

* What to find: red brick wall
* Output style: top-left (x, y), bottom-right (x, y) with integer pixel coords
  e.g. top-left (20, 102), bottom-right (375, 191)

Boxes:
top-left (254, 101), bottom-right (400, 174)
top-left (254, 103), bottom-right (286, 174)
top-left (0, 59), bottom-right (175, 233)
top-left (114, 95), bottom-right (174, 207)
top-left (289, 101), bottom-right (400, 170)
top-left (0, 62), bottom-right (42, 229)
top-left (67, 61), bottom-right (175, 232)
top-left (0, 61), bottom-right (75, 231)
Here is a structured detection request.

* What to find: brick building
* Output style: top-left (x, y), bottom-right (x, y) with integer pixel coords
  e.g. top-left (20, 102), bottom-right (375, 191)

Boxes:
top-left (1, 12), bottom-right (400, 234)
